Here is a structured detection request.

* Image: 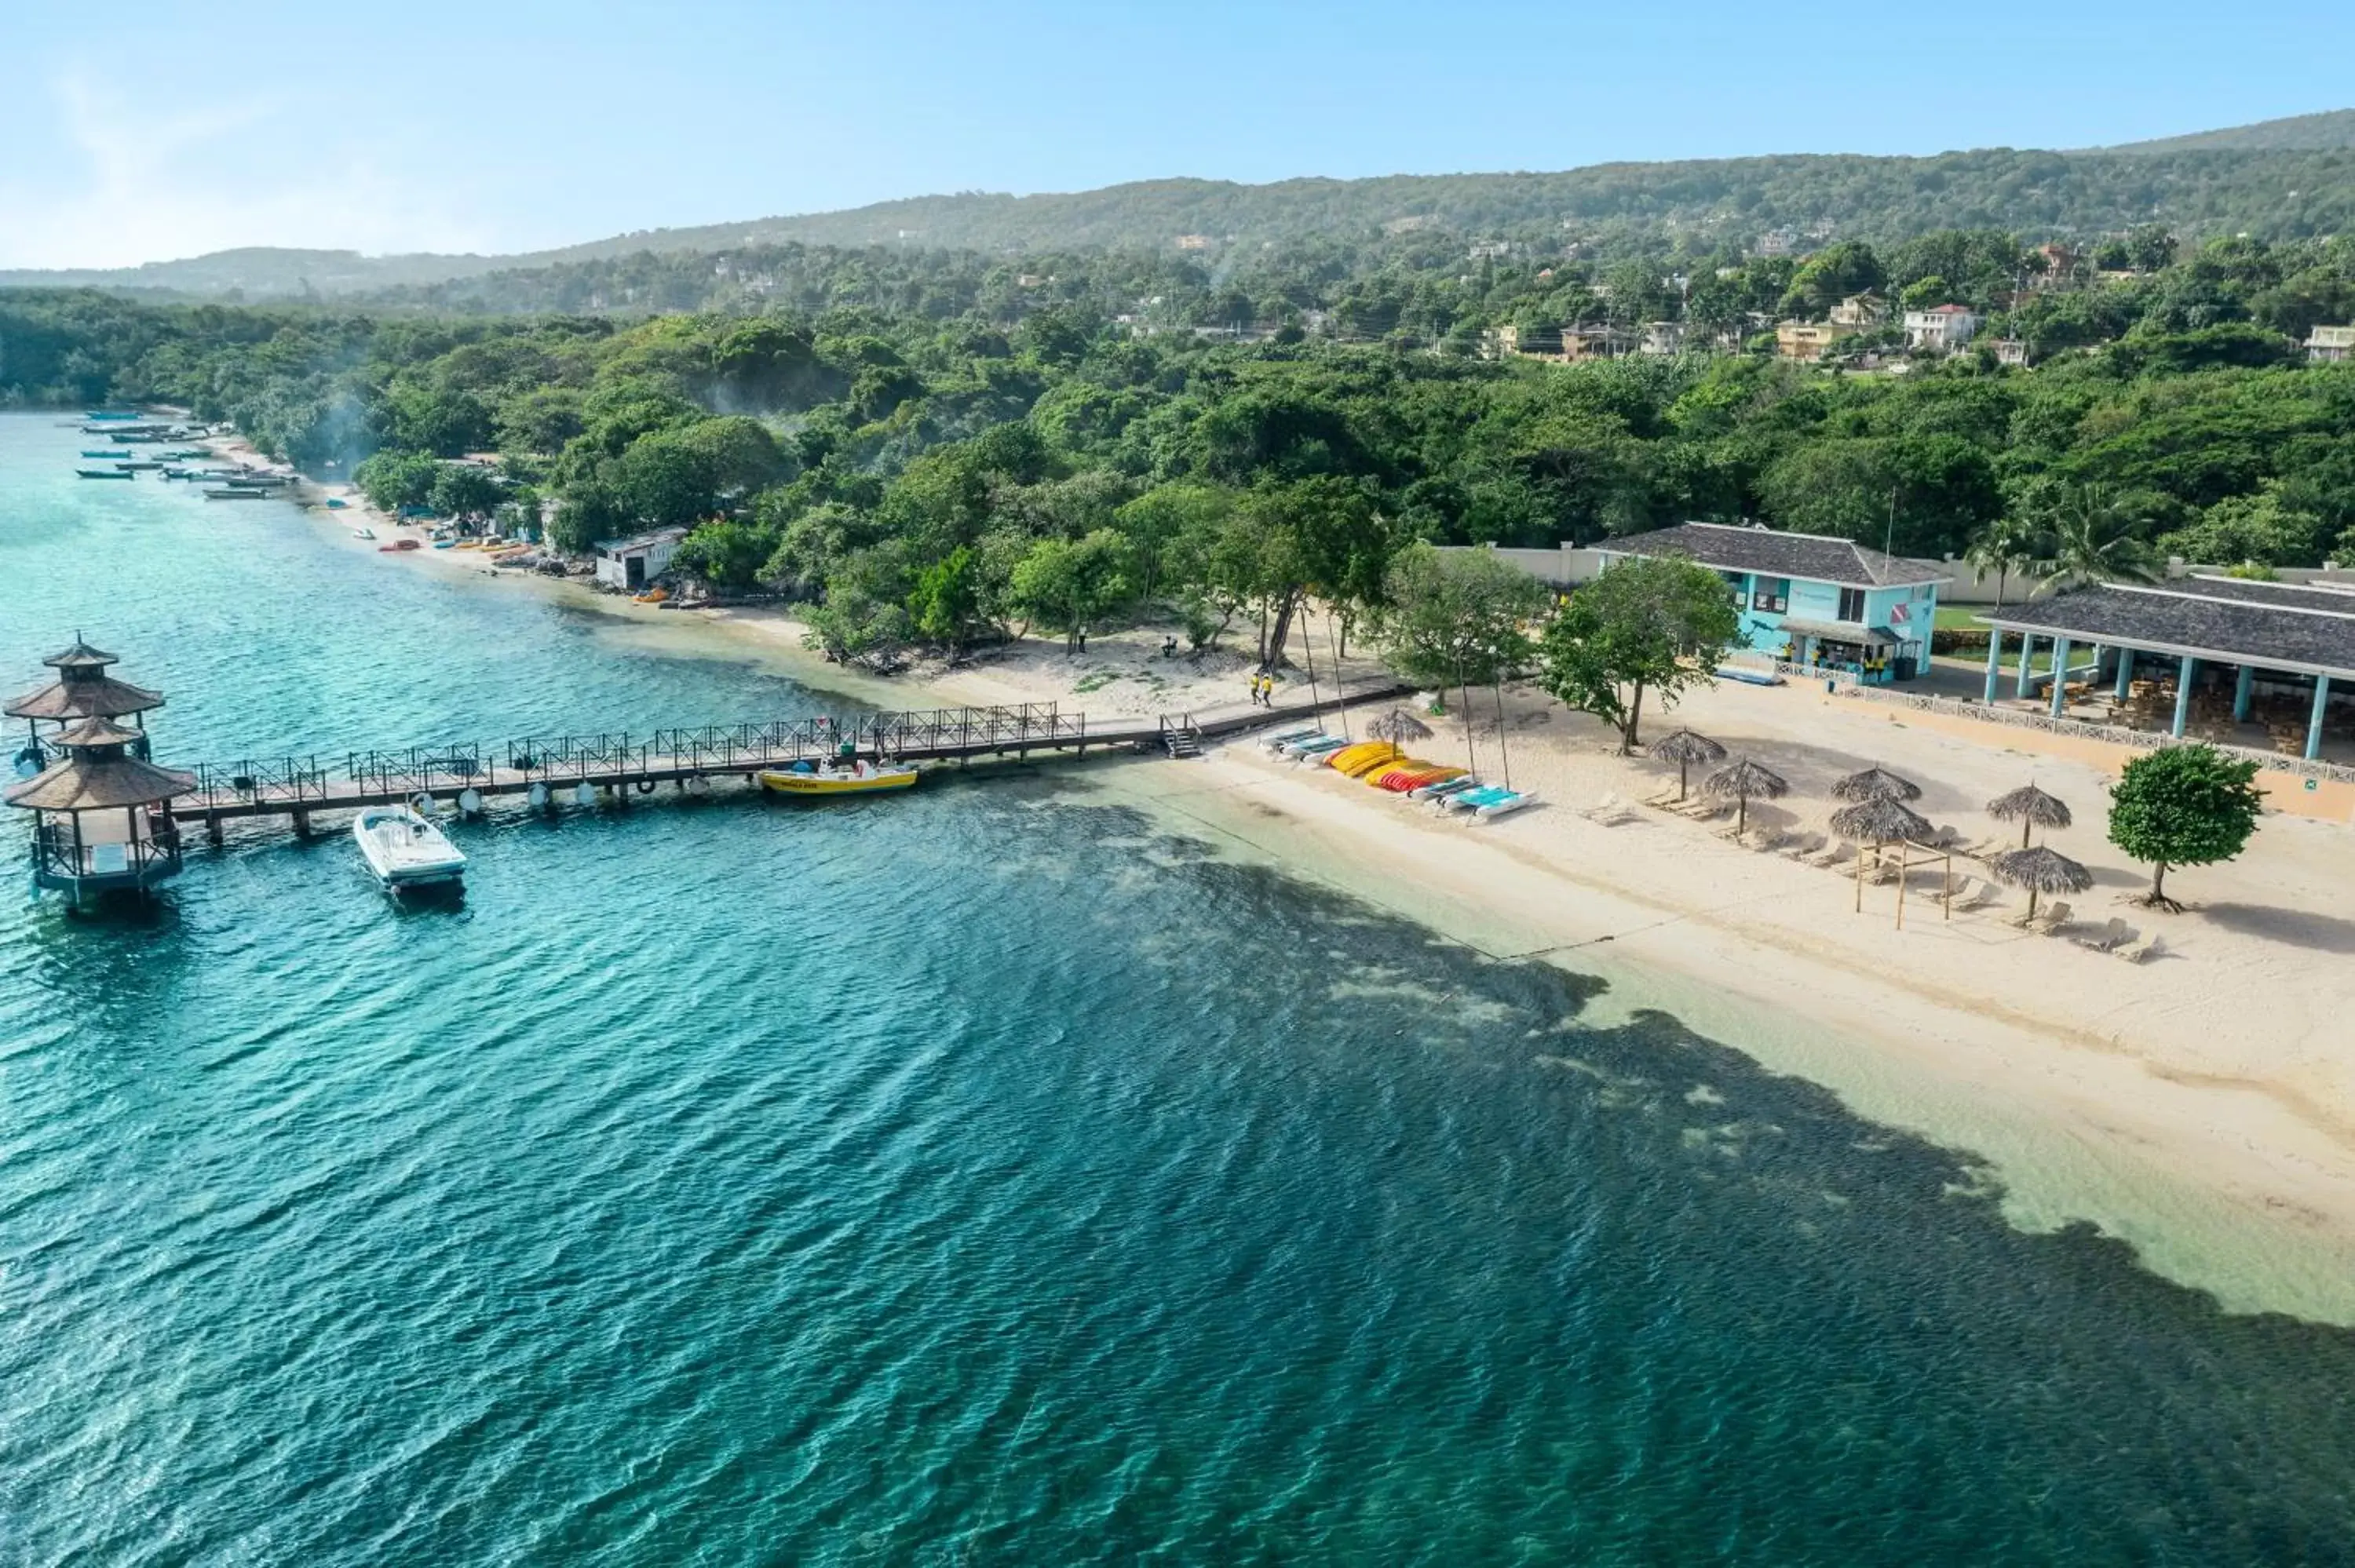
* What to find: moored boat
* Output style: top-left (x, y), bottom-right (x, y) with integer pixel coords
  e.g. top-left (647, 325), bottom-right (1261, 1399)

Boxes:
top-left (756, 759), bottom-right (919, 798)
top-left (352, 804), bottom-right (466, 890)
top-left (203, 487), bottom-right (268, 500)
top-left (80, 450), bottom-right (131, 459)
top-left (76, 469), bottom-right (135, 480)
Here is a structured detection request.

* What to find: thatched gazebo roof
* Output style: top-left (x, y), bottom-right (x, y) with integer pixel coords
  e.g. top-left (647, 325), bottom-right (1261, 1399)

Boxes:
top-left (42, 636), bottom-right (119, 671)
top-left (1987, 783), bottom-right (2072, 833)
top-left (1832, 764), bottom-right (1922, 803)
top-left (4, 673), bottom-right (164, 721)
top-left (1987, 845), bottom-right (2094, 896)
top-left (1366, 707), bottom-right (1433, 744)
top-left (1649, 727), bottom-right (1726, 768)
top-left (4, 753), bottom-right (195, 812)
top-left (1830, 796), bottom-right (1932, 844)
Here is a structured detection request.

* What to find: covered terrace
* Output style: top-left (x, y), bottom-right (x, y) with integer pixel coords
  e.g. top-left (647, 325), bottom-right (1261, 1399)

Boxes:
top-left (1977, 578), bottom-right (2355, 763)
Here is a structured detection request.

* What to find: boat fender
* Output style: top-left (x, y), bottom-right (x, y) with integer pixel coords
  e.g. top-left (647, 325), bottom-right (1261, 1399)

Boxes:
top-left (411, 792), bottom-right (434, 815)
top-left (528, 782), bottom-right (550, 809)
top-left (572, 782), bottom-right (596, 808)
top-left (458, 788), bottom-right (483, 815)
top-left (636, 779), bottom-right (657, 795)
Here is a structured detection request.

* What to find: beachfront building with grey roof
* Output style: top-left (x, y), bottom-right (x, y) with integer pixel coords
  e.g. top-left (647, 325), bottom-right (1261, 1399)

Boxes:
top-left (1590, 522), bottom-right (1948, 684)
top-left (1979, 576), bottom-right (2355, 761)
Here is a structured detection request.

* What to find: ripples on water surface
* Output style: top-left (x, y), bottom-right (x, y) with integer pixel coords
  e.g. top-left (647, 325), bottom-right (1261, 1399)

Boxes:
top-left (4, 414), bottom-right (2353, 1564)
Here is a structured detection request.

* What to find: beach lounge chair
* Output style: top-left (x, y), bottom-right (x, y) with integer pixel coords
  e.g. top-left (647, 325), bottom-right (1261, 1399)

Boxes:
top-left (1779, 832), bottom-right (1827, 860)
top-left (2028, 901), bottom-right (2075, 935)
top-left (1808, 843), bottom-right (1855, 869)
top-left (1747, 830), bottom-right (1788, 853)
top-left (2112, 933), bottom-right (2165, 964)
top-left (1946, 877), bottom-right (2003, 913)
top-left (2072, 917), bottom-right (2134, 954)
top-left (1643, 783), bottom-right (1683, 808)
top-left (1581, 792), bottom-right (1636, 825)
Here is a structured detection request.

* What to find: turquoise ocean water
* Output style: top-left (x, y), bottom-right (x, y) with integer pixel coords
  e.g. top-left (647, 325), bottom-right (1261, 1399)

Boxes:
top-left (2, 413), bottom-right (2352, 1565)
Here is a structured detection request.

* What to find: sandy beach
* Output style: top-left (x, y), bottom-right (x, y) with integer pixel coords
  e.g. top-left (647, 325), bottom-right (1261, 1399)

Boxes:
top-left (195, 465), bottom-right (2355, 1318)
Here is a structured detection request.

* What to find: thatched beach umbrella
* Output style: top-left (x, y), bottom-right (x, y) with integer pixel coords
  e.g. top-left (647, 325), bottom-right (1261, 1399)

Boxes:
top-left (1649, 727), bottom-right (1726, 801)
top-left (1703, 757), bottom-right (1788, 835)
top-left (1829, 796), bottom-right (1932, 846)
top-left (1367, 707), bottom-right (1433, 746)
top-left (1832, 764), bottom-right (1922, 803)
top-left (1987, 782), bottom-right (2072, 848)
top-left (1988, 844), bottom-right (2092, 921)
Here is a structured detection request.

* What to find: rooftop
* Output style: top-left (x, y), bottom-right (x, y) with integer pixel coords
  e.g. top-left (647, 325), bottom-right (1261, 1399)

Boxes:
top-left (1594, 522), bottom-right (1948, 589)
top-left (1980, 578), bottom-right (2355, 680)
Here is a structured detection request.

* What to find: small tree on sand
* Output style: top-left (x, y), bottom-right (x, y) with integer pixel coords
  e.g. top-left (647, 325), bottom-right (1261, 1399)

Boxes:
top-left (2106, 744), bottom-right (2264, 911)
top-left (1378, 543), bottom-right (1548, 768)
top-left (1538, 554), bottom-right (1740, 753)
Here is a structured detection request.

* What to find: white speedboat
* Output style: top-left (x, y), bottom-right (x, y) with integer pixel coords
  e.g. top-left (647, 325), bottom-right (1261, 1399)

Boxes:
top-left (352, 804), bottom-right (466, 889)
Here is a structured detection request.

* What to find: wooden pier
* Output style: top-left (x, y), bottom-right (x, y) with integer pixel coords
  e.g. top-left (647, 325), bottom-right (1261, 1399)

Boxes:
top-left (156, 684), bottom-right (1412, 841)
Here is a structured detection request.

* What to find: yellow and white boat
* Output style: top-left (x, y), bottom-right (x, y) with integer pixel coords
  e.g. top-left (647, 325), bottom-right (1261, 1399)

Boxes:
top-left (756, 759), bottom-right (920, 797)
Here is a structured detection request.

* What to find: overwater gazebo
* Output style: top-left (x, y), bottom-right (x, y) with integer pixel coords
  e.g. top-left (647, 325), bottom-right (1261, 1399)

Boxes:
top-left (5, 644), bottom-right (193, 902)
top-left (7, 634), bottom-right (163, 769)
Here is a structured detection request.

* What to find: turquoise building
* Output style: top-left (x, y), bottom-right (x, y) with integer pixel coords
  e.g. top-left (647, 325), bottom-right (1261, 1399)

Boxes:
top-left (1590, 523), bottom-right (1948, 684)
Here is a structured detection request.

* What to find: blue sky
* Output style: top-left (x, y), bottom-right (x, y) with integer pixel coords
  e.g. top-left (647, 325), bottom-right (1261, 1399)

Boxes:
top-left (2, 0), bottom-right (2349, 268)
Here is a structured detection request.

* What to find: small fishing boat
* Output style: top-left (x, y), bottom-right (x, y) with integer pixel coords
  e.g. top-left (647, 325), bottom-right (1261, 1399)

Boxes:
top-left (352, 804), bottom-right (466, 890)
top-left (203, 487), bottom-right (267, 500)
top-left (81, 450), bottom-right (131, 459)
top-left (324, 497), bottom-right (349, 509)
top-left (84, 410), bottom-right (140, 421)
top-left (393, 538), bottom-right (422, 551)
top-left (113, 460), bottom-right (163, 471)
top-left (76, 469), bottom-right (135, 480)
top-left (352, 525), bottom-right (376, 540)
top-left (755, 759), bottom-right (919, 798)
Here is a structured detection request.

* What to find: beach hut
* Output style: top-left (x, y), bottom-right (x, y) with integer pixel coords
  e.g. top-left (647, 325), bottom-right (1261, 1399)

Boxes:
top-left (1830, 794), bottom-right (1937, 919)
top-left (1703, 757), bottom-right (1787, 835)
top-left (1649, 727), bottom-right (1725, 801)
top-left (1987, 845), bottom-right (2092, 922)
top-left (5, 713), bottom-right (195, 903)
top-left (1986, 782), bottom-right (2072, 849)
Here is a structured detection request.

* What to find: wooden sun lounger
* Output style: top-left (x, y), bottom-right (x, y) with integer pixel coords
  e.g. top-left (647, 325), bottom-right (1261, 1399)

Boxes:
top-left (1807, 843), bottom-right (1854, 869)
top-left (2112, 934), bottom-right (2165, 964)
top-left (1779, 832), bottom-right (1827, 860)
top-left (2072, 917), bottom-right (2135, 954)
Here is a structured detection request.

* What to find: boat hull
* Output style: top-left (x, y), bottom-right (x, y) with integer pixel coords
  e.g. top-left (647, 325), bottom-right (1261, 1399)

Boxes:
top-left (353, 807), bottom-right (467, 889)
top-left (755, 766), bottom-right (918, 797)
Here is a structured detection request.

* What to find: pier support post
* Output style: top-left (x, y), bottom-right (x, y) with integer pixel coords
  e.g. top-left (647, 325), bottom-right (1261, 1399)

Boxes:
top-left (290, 809), bottom-right (310, 838)
top-left (206, 814), bottom-right (224, 848)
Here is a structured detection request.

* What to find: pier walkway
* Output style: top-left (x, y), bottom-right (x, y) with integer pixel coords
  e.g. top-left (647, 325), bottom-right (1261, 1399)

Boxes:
top-left (162, 686), bottom-right (1410, 838)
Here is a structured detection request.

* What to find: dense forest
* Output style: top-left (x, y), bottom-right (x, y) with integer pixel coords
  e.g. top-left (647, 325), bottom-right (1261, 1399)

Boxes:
top-left (5, 224), bottom-right (2355, 667)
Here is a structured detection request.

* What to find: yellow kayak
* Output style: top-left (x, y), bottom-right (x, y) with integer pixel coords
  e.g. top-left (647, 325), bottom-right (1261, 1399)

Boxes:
top-left (1327, 742), bottom-right (1403, 778)
top-left (756, 760), bottom-right (919, 797)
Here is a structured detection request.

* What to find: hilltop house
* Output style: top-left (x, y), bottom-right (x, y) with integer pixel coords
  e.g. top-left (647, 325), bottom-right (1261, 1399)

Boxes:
top-left (1775, 321), bottom-right (1843, 363)
top-left (1827, 293), bottom-right (1888, 329)
top-left (1590, 522), bottom-right (1948, 684)
top-left (1903, 304), bottom-right (1981, 353)
top-left (2307, 325), bottom-right (2355, 363)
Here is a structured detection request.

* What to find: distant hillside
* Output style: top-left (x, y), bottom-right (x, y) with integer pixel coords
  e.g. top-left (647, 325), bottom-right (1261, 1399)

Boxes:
top-left (2107, 108), bottom-right (2355, 154)
top-left (9, 125), bottom-right (2355, 302)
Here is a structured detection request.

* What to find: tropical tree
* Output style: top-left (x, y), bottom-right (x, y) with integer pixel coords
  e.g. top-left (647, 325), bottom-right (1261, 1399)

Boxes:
top-left (1964, 514), bottom-right (2039, 609)
top-left (1538, 554), bottom-right (1740, 753)
top-left (2106, 743), bottom-right (2265, 910)
top-left (1010, 529), bottom-right (1133, 652)
top-left (2029, 484), bottom-right (2161, 588)
top-left (1378, 543), bottom-right (1548, 767)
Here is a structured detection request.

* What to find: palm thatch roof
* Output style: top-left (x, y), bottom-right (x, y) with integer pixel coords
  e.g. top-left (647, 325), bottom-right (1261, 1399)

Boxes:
top-left (1987, 783), bottom-right (2072, 832)
top-left (1703, 757), bottom-right (1789, 801)
top-left (1830, 797), bottom-right (1932, 844)
top-left (51, 716), bottom-right (146, 749)
top-left (1832, 764), bottom-right (1922, 803)
top-left (1987, 846), bottom-right (2094, 895)
top-left (1366, 707), bottom-right (1433, 744)
top-left (1648, 727), bottom-right (1726, 768)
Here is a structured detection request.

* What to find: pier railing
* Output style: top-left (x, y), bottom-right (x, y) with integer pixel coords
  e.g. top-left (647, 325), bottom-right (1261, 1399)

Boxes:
top-left (176, 704), bottom-right (1094, 814)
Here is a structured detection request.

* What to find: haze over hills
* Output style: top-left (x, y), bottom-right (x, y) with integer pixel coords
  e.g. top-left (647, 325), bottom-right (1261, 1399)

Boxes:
top-left (6, 111), bottom-right (2354, 302)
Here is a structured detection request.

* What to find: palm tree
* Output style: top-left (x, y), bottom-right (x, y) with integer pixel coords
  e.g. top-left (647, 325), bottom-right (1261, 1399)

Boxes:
top-left (1964, 516), bottom-right (2039, 609)
top-left (2032, 486), bottom-right (2161, 590)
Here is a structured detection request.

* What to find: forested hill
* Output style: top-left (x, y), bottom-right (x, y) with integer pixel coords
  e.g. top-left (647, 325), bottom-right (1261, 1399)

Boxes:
top-left (2105, 108), bottom-right (2355, 155)
top-left (8, 131), bottom-right (2355, 301)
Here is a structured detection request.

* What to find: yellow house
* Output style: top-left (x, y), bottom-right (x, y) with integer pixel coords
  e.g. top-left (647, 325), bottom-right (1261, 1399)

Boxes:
top-left (1776, 321), bottom-right (1842, 363)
